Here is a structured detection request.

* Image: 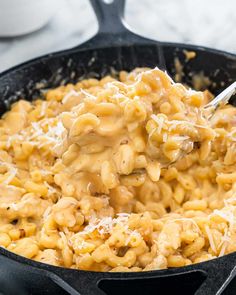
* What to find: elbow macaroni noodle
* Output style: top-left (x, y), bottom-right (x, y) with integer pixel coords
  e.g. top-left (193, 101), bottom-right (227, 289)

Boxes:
top-left (0, 67), bottom-right (236, 271)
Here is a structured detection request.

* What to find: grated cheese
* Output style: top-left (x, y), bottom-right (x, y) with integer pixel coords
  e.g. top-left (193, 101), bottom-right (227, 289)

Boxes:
top-left (163, 133), bottom-right (168, 142)
top-left (219, 241), bottom-right (228, 257)
top-left (125, 230), bottom-right (141, 246)
top-left (40, 101), bottom-right (47, 117)
top-left (0, 161), bottom-right (17, 185)
top-left (43, 206), bottom-right (52, 219)
top-left (218, 230), bottom-right (231, 257)
top-left (63, 227), bottom-right (70, 235)
top-left (151, 114), bottom-right (165, 134)
top-left (10, 203), bottom-right (18, 211)
top-left (76, 240), bottom-right (86, 250)
top-left (80, 214), bottom-right (131, 236)
top-left (213, 207), bottom-right (236, 230)
top-left (59, 231), bottom-right (68, 246)
top-left (169, 120), bottom-right (212, 131)
top-left (227, 129), bottom-right (236, 142)
top-left (28, 120), bottom-right (67, 151)
top-left (205, 225), bottom-right (216, 253)
top-left (171, 135), bottom-right (190, 141)
top-left (44, 181), bottom-right (58, 195)
top-left (6, 134), bottom-right (24, 148)
top-left (62, 90), bottom-right (80, 104)
top-left (168, 218), bottom-right (200, 232)
top-left (80, 89), bottom-right (97, 100)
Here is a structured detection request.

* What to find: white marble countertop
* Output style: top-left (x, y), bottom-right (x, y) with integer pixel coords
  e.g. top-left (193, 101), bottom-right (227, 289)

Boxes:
top-left (0, 0), bottom-right (235, 73)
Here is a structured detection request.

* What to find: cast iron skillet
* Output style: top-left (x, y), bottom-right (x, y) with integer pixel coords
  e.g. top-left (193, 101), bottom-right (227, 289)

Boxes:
top-left (0, 1), bottom-right (236, 295)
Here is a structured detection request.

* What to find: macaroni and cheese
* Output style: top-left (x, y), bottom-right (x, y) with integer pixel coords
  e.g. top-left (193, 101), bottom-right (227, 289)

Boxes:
top-left (0, 67), bottom-right (236, 272)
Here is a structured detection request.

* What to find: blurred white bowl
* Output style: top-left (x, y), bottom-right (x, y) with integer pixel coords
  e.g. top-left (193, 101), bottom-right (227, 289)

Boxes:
top-left (0, 0), bottom-right (57, 37)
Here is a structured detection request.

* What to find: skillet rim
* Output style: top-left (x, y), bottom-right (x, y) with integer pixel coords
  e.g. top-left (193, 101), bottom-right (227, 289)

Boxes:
top-left (0, 39), bottom-right (236, 79)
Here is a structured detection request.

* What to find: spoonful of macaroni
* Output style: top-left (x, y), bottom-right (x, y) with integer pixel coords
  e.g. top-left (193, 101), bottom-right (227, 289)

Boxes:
top-left (147, 81), bottom-right (236, 167)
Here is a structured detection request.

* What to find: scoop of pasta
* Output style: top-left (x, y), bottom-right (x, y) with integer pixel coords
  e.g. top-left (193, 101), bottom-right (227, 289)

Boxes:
top-left (154, 81), bottom-right (236, 167)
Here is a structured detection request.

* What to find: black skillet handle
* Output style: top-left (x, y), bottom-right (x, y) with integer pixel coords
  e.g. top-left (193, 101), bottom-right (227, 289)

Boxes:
top-left (47, 268), bottom-right (105, 295)
top-left (194, 253), bottom-right (236, 295)
top-left (76, 0), bottom-right (161, 50)
top-left (90, 0), bottom-right (127, 35)
top-left (75, 0), bottom-right (166, 70)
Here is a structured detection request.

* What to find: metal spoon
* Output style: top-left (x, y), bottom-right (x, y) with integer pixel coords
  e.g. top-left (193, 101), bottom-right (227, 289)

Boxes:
top-left (203, 81), bottom-right (236, 118)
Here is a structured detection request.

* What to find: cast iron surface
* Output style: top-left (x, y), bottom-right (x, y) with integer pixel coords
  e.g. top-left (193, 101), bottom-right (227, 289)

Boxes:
top-left (0, 0), bottom-right (236, 294)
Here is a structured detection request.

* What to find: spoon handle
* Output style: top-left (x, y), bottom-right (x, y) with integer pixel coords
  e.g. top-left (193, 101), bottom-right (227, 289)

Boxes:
top-left (204, 81), bottom-right (236, 111)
